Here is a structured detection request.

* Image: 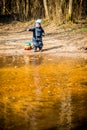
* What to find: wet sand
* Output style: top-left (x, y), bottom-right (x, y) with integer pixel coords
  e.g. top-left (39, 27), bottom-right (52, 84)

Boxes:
top-left (0, 22), bottom-right (87, 59)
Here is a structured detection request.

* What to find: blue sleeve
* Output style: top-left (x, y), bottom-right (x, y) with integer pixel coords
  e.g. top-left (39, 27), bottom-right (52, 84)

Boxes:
top-left (42, 28), bottom-right (45, 35)
top-left (28, 27), bottom-right (35, 31)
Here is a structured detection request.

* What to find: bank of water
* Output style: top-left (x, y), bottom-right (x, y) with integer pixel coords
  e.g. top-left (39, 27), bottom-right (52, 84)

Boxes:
top-left (0, 55), bottom-right (87, 130)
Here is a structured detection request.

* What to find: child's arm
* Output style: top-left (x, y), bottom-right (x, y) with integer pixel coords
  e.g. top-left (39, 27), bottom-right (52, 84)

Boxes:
top-left (42, 28), bottom-right (45, 36)
top-left (27, 27), bottom-right (35, 31)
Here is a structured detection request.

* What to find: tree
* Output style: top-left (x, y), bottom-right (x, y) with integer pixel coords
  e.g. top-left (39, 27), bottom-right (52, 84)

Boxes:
top-left (16, 0), bottom-right (20, 15)
top-left (79, 0), bottom-right (83, 18)
top-left (0, 0), bottom-right (87, 23)
top-left (25, 0), bottom-right (29, 19)
top-left (68, 0), bottom-right (73, 20)
top-left (22, 0), bottom-right (26, 20)
top-left (43, 0), bottom-right (49, 18)
top-left (2, 0), bottom-right (5, 15)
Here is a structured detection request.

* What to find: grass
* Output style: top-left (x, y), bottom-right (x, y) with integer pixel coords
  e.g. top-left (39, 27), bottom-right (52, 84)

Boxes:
top-left (81, 27), bottom-right (87, 32)
top-left (57, 22), bottom-right (87, 34)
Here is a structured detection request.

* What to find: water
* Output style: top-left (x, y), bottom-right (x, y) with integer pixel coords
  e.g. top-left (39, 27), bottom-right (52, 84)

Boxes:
top-left (0, 55), bottom-right (87, 130)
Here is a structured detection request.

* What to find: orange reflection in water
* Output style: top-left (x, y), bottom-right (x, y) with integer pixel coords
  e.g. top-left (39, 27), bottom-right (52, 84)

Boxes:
top-left (0, 55), bottom-right (87, 130)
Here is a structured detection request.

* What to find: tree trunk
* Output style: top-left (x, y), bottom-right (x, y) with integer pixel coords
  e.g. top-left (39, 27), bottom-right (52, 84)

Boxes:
top-left (68, 0), bottom-right (73, 20)
top-left (43, 0), bottom-right (49, 18)
top-left (16, 0), bottom-right (20, 14)
top-left (2, 0), bottom-right (5, 15)
top-left (25, 0), bottom-right (29, 18)
top-left (22, 0), bottom-right (26, 20)
top-left (79, 0), bottom-right (83, 18)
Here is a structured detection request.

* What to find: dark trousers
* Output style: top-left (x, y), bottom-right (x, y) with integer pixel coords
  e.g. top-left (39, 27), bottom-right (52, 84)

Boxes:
top-left (34, 46), bottom-right (42, 51)
top-left (33, 40), bottom-right (43, 51)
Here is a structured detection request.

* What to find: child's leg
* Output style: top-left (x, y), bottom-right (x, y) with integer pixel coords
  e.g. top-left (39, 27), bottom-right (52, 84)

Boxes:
top-left (38, 41), bottom-right (43, 51)
top-left (39, 46), bottom-right (42, 51)
top-left (34, 46), bottom-right (37, 52)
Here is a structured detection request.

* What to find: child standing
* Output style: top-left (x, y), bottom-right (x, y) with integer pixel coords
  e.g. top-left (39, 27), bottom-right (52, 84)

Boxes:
top-left (27, 19), bottom-right (45, 52)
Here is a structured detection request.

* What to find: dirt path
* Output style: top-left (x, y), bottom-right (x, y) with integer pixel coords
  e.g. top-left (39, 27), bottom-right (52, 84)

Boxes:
top-left (0, 21), bottom-right (87, 59)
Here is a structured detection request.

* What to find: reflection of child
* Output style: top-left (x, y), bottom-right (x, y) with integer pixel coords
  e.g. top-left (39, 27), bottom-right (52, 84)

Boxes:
top-left (27, 19), bottom-right (45, 52)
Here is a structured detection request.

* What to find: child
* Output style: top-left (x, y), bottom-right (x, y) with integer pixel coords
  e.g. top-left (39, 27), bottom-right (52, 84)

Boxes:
top-left (27, 19), bottom-right (45, 52)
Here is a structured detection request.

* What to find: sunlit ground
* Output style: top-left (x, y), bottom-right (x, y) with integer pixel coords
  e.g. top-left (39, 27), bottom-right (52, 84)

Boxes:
top-left (0, 55), bottom-right (87, 130)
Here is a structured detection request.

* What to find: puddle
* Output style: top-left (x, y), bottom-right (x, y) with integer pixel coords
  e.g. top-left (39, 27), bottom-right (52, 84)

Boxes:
top-left (0, 55), bottom-right (87, 130)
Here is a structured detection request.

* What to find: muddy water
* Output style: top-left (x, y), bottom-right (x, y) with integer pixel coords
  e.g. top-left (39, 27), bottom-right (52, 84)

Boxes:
top-left (0, 55), bottom-right (87, 130)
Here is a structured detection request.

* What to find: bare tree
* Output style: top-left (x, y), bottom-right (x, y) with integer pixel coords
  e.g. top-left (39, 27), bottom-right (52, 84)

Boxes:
top-left (79, 0), bottom-right (83, 18)
top-left (2, 0), bottom-right (5, 14)
top-left (25, 0), bottom-right (29, 18)
top-left (68, 0), bottom-right (73, 20)
top-left (0, 0), bottom-right (87, 23)
top-left (16, 0), bottom-right (20, 14)
top-left (22, 0), bottom-right (26, 20)
top-left (43, 0), bottom-right (49, 18)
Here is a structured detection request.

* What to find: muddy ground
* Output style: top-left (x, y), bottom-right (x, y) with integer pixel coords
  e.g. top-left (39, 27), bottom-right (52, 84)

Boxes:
top-left (0, 21), bottom-right (87, 59)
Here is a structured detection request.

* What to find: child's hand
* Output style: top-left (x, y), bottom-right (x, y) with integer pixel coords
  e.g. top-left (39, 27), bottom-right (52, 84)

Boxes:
top-left (27, 28), bottom-right (29, 31)
top-left (42, 33), bottom-right (45, 36)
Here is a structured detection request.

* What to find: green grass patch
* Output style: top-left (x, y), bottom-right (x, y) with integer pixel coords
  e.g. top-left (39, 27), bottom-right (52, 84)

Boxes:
top-left (42, 19), bottom-right (51, 26)
top-left (81, 27), bottom-right (87, 32)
